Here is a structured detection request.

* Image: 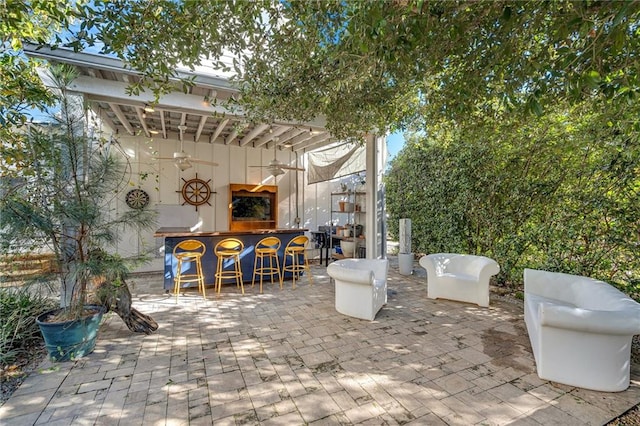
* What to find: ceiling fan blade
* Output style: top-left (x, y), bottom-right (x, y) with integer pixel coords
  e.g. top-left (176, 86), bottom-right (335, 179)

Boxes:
top-left (279, 165), bottom-right (306, 171)
top-left (249, 165), bottom-right (270, 168)
top-left (154, 157), bottom-right (177, 160)
top-left (190, 159), bottom-right (219, 166)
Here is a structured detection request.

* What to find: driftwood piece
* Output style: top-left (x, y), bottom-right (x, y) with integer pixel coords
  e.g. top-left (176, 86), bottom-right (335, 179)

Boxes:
top-left (92, 278), bottom-right (158, 335)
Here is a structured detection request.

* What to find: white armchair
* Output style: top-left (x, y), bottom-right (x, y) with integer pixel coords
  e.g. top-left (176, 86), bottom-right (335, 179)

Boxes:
top-left (419, 253), bottom-right (500, 307)
top-left (525, 268), bottom-right (640, 391)
top-left (327, 258), bottom-right (388, 321)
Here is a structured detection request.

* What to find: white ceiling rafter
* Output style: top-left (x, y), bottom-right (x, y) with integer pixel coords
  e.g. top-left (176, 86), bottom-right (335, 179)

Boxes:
top-left (195, 115), bottom-right (208, 142)
top-left (285, 130), bottom-right (316, 148)
top-left (278, 128), bottom-right (307, 146)
top-left (96, 107), bottom-right (117, 133)
top-left (209, 118), bottom-right (229, 143)
top-left (239, 123), bottom-right (269, 146)
top-left (225, 128), bottom-right (239, 145)
top-left (135, 107), bottom-right (151, 138)
top-left (107, 102), bottom-right (134, 135)
top-left (253, 125), bottom-right (290, 148)
top-left (297, 134), bottom-right (335, 152)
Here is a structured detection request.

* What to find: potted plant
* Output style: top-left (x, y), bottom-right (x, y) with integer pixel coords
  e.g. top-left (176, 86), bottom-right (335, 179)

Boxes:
top-left (0, 64), bottom-right (156, 361)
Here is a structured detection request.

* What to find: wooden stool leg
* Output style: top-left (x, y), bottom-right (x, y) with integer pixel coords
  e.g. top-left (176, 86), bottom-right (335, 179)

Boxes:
top-left (197, 258), bottom-right (206, 299)
top-left (292, 252), bottom-right (298, 290)
top-left (174, 258), bottom-right (182, 302)
top-left (216, 258), bottom-right (223, 294)
top-left (260, 254), bottom-right (265, 294)
top-left (268, 253), bottom-right (275, 287)
top-left (252, 252), bottom-right (259, 288)
top-left (235, 254), bottom-right (245, 294)
top-left (275, 254), bottom-right (282, 289)
top-left (280, 253), bottom-right (286, 289)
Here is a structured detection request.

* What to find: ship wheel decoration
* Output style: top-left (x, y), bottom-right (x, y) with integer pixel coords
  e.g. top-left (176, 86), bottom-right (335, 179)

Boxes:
top-left (177, 173), bottom-right (214, 211)
top-left (125, 188), bottom-right (150, 210)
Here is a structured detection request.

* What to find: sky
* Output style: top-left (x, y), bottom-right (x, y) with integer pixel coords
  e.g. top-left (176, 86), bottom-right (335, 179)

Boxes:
top-left (386, 131), bottom-right (405, 161)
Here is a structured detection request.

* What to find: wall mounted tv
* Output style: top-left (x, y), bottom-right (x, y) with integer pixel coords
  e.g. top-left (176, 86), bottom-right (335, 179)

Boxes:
top-left (232, 193), bottom-right (272, 221)
top-left (228, 184), bottom-right (278, 230)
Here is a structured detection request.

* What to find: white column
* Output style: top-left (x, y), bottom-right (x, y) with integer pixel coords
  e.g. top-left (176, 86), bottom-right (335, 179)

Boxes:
top-left (365, 134), bottom-right (387, 259)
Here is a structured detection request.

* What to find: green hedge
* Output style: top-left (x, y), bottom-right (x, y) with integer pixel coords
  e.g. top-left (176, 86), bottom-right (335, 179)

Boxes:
top-left (386, 102), bottom-right (640, 297)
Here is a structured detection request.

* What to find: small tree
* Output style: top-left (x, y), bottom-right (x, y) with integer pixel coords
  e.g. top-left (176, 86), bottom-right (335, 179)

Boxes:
top-left (0, 63), bottom-right (155, 320)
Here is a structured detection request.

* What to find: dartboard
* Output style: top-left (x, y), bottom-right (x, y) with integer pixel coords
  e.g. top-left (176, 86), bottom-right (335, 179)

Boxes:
top-left (125, 189), bottom-right (150, 209)
top-left (178, 173), bottom-right (213, 211)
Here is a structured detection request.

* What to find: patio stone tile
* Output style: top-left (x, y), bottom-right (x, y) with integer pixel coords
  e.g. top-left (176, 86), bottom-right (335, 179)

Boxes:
top-left (127, 379), bottom-right (150, 394)
top-left (477, 401), bottom-right (526, 425)
top-left (187, 398), bottom-right (211, 421)
top-left (407, 412), bottom-right (448, 425)
top-left (211, 398), bottom-right (255, 421)
top-left (553, 393), bottom-right (613, 425)
top-left (142, 399), bottom-right (167, 422)
top-left (292, 390), bottom-right (342, 423)
top-left (299, 348), bottom-right (334, 367)
top-left (190, 415), bottom-right (215, 426)
top-left (78, 379), bottom-right (112, 394)
top-left (343, 401), bottom-right (386, 423)
top-left (507, 413), bottom-right (547, 426)
top-left (573, 385), bottom-right (640, 417)
top-left (328, 389), bottom-right (358, 411)
top-left (456, 388), bottom-right (501, 407)
top-left (206, 369), bottom-right (245, 392)
top-left (4, 263), bottom-right (640, 424)
top-left (512, 372), bottom-right (548, 392)
top-left (294, 368), bottom-right (323, 391)
top-left (433, 372), bottom-right (475, 395)
top-left (282, 379), bottom-right (309, 398)
top-left (261, 411), bottom-right (306, 425)
top-left (522, 404), bottom-right (587, 426)
top-left (425, 397), bottom-right (461, 421)
top-left (527, 382), bottom-right (564, 403)
top-left (103, 366), bottom-right (135, 379)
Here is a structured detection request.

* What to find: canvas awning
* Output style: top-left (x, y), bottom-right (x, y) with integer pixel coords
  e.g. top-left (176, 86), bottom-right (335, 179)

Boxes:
top-left (307, 142), bottom-right (366, 184)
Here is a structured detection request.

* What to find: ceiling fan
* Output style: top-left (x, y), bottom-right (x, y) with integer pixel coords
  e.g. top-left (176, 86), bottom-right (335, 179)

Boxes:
top-left (250, 138), bottom-right (305, 177)
top-left (155, 130), bottom-right (219, 171)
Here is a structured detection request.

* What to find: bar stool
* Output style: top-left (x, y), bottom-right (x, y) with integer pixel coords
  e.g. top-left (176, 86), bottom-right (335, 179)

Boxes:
top-left (173, 239), bottom-right (206, 302)
top-left (310, 231), bottom-right (330, 266)
top-left (252, 236), bottom-right (282, 293)
top-left (214, 238), bottom-right (245, 295)
top-left (281, 235), bottom-right (313, 289)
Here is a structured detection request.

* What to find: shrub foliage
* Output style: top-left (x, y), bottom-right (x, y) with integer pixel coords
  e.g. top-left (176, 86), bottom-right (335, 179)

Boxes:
top-left (386, 101), bottom-right (640, 296)
top-left (0, 288), bottom-right (56, 367)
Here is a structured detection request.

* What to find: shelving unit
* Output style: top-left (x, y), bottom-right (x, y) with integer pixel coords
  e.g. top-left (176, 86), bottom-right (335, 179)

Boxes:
top-left (330, 191), bottom-right (366, 259)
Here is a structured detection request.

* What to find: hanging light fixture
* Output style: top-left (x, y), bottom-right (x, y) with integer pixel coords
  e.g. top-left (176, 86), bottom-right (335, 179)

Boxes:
top-left (175, 158), bottom-right (192, 171)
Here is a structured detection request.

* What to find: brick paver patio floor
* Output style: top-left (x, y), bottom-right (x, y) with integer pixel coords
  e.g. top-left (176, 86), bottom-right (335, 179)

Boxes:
top-left (2, 258), bottom-right (639, 425)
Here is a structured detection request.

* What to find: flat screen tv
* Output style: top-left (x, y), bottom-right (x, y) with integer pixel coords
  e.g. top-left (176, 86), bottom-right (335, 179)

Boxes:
top-left (232, 193), bottom-right (272, 221)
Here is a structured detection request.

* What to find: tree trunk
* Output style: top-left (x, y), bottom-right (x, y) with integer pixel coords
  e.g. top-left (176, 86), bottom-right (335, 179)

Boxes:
top-left (92, 278), bottom-right (158, 335)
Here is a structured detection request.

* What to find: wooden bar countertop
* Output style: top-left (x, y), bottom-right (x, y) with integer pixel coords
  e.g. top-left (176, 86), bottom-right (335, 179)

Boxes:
top-left (154, 227), bottom-right (308, 238)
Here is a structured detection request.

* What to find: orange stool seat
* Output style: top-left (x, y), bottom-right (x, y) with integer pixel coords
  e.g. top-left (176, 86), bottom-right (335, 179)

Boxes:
top-left (281, 235), bottom-right (313, 289)
top-left (252, 236), bottom-right (282, 293)
top-left (214, 238), bottom-right (244, 295)
top-left (173, 239), bottom-right (206, 302)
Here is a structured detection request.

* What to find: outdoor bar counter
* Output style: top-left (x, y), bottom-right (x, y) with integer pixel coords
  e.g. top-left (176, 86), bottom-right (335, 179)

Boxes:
top-left (154, 227), bottom-right (307, 291)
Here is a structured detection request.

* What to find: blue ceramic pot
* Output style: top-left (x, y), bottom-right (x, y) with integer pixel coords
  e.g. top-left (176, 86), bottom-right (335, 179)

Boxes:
top-left (36, 304), bottom-right (106, 362)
